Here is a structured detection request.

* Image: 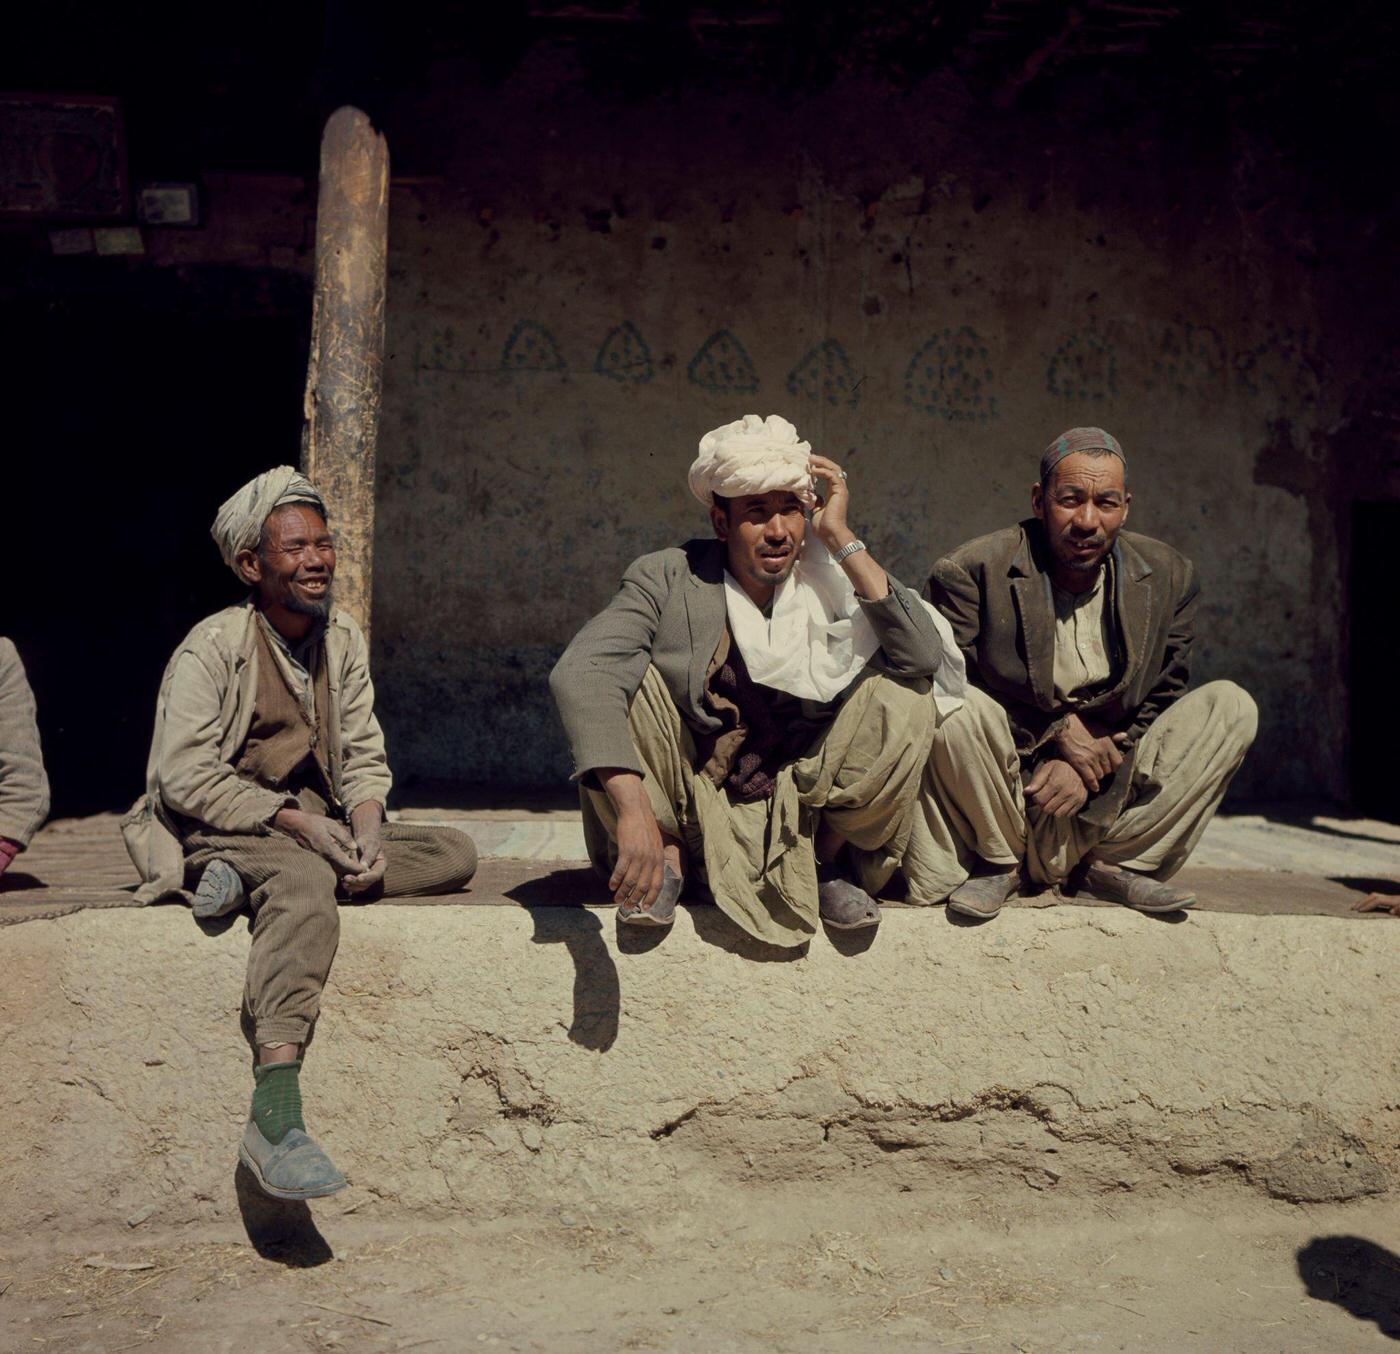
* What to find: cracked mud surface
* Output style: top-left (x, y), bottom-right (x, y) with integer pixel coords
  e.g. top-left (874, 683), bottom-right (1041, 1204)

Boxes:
top-left (2, 904), bottom-right (1398, 1348)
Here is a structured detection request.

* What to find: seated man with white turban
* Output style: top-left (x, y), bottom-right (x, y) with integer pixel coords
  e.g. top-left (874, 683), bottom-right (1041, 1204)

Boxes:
top-left (550, 415), bottom-right (965, 947)
top-left (0, 636), bottom-right (50, 878)
top-left (905, 427), bottom-right (1257, 919)
top-left (124, 466), bottom-right (478, 1201)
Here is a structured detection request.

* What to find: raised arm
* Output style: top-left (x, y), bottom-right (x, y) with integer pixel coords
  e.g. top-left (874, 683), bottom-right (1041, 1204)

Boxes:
top-left (809, 454), bottom-right (943, 677)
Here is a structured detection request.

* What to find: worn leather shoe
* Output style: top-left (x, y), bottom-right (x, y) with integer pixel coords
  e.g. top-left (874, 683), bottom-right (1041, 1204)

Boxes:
top-left (239, 1120), bottom-right (347, 1201)
top-left (1077, 862), bottom-right (1197, 913)
top-left (193, 859), bottom-right (245, 920)
top-left (818, 875), bottom-right (882, 929)
top-left (947, 866), bottom-right (1020, 920)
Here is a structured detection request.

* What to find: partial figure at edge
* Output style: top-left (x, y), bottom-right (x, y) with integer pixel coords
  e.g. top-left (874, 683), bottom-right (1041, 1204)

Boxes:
top-left (0, 637), bottom-right (51, 879)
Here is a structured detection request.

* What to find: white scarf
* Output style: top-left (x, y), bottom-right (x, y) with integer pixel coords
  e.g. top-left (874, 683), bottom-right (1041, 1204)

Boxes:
top-left (723, 535), bottom-right (967, 711)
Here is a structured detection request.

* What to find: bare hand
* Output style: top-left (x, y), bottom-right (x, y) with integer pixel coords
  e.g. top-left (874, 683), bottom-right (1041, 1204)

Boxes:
top-left (1025, 757), bottom-right (1089, 819)
top-left (1352, 891), bottom-right (1400, 916)
top-left (597, 770), bottom-right (664, 911)
top-left (611, 801), bottom-right (665, 910)
top-left (273, 808), bottom-right (361, 876)
top-left (343, 801), bottom-right (387, 895)
top-left (1055, 713), bottom-right (1128, 792)
top-left (809, 454), bottom-right (856, 551)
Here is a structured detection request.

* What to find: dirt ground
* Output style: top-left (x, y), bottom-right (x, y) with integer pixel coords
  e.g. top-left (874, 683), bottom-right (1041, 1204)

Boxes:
top-left (5, 805), bottom-right (1400, 1351)
top-left (4, 1190), bottom-right (1399, 1353)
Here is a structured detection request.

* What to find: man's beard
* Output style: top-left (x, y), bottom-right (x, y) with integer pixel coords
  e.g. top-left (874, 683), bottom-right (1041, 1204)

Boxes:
top-left (284, 583), bottom-right (333, 618)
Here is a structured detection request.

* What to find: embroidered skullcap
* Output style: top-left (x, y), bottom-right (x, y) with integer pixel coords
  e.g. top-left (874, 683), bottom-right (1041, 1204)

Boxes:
top-left (688, 414), bottom-right (816, 509)
top-left (1040, 427), bottom-right (1126, 483)
top-left (210, 466), bottom-right (326, 576)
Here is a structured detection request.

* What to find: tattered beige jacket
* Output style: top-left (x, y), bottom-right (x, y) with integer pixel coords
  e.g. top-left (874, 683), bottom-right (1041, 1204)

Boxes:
top-left (123, 602), bottom-right (393, 902)
top-left (0, 637), bottom-right (50, 849)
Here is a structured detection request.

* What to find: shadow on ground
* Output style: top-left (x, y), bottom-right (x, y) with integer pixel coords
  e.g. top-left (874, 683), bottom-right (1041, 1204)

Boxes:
top-left (234, 1163), bottom-right (334, 1268)
top-left (519, 897), bottom-right (621, 1052)
top-left (1332, 877), bottom-right (1400, 898)
top-left (1297, 1235), bottom-right (1400, 1339)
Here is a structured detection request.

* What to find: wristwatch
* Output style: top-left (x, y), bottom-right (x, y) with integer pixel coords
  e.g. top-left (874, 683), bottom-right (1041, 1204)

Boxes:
top-left (832, 538), bottom-right (867, 563)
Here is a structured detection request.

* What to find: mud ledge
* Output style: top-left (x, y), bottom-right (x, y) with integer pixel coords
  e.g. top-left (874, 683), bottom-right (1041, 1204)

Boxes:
top-left (2, 905), bottom-right (1397, 1236)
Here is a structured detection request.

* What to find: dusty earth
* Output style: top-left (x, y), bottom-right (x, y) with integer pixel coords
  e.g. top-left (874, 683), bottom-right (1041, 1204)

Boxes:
top-left (3, 1192), bottom-right (1400, 1352)
top-left (4, 806), bottom-right (1400, 1351)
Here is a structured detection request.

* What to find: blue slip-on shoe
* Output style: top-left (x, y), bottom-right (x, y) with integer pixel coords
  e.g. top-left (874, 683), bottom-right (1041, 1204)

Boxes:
top-left (238, 1119), bottom-right (347, 1201)
top-left (193, 859), bottom-right (245, 920)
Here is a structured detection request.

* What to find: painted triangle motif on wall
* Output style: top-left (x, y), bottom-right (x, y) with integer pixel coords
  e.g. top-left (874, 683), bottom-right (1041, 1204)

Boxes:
top-left (687, 329), bottom-right (759, 394)
top-left (502, 320), bottom-right (566, 371)
top-left (595, 322), bottom-right (654, 384)
top-left (786, 339), bottom-right (861, 408)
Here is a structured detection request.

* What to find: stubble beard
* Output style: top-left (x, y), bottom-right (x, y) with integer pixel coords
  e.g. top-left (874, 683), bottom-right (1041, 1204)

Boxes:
top-left (746, 557), bottom-right (796, 591)
top-left (284, 583), bottom-right (334, 619)
top-left (1059, 534), bottom-right (1108, 574)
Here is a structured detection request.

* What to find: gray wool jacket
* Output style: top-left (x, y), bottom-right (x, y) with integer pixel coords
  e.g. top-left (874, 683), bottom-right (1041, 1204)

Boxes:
top-left (550, 538), bottom-right (945, 781)
top-left (0, 637), bottom-right (50, 849)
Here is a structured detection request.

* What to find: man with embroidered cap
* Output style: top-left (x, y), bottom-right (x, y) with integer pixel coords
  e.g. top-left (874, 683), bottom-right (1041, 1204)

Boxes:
top-left (906, 427), bottom-right (1257, 919)
top-left (124, 466), bottom-right (477, 1200)
top-left (550, 414), bottom-right (966, 946)
top-left (0, 636), bottom-right (50, 878)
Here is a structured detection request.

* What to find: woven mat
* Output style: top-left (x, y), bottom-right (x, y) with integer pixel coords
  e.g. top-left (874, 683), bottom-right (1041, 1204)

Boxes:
top-left (2, 815), bottom-right (1395, 927)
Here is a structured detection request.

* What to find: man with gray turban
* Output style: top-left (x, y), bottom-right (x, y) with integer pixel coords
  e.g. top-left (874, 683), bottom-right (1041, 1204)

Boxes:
top-left (906, 427), bottom-right (1256, 919)
top-left (550, 414), bottom-right (966, 947)
top-left (124, 466), bottom-right (477, 1201)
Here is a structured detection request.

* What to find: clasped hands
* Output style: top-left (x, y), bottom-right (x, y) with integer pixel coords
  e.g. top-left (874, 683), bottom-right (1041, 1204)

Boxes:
top-left (273, 800), bottom-right (386, 894)
top-left (1025, 713), bottom-right (1129, 819)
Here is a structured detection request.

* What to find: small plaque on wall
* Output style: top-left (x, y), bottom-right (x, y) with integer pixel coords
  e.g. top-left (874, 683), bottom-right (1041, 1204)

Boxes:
top-left (0, 93), bottom-right (128, 219)
top-left (137, 182), bottom-right (199, 226)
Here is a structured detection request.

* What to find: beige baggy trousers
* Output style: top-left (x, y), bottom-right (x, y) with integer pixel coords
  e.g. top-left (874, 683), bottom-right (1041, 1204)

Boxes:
top-left (902, 680), bottom-right (1257, 900)
top-left (184, 793), bottom-right (478, 1047)
top-left (580, 665), bottom-right (938, 947)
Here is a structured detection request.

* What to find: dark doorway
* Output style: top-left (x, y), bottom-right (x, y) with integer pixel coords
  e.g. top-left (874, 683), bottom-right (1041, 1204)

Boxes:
top-left (1350, 500), bottom-right (1400, 821)
top-left (1, 264), bottom-right (309, 819)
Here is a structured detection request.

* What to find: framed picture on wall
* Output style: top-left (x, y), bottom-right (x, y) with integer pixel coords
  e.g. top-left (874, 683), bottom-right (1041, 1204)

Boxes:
top-left (0, 93), bottom-right (129, 219)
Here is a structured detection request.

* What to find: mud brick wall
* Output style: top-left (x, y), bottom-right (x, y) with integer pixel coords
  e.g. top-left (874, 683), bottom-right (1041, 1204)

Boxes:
top-left (371, 58), bottom-right (1396, 798)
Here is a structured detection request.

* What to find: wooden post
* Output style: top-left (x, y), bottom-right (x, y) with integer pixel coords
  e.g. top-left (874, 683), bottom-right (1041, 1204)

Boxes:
top-left (301, 105), bottom-right (389, 639)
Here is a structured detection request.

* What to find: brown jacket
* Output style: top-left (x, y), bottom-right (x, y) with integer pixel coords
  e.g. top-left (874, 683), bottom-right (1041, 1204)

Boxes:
top-left (925, 519), bottom-right (1198, 826)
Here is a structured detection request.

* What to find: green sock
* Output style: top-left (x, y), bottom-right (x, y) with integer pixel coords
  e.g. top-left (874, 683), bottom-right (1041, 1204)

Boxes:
top-left (251, 1060), bottom-right (306, 1145)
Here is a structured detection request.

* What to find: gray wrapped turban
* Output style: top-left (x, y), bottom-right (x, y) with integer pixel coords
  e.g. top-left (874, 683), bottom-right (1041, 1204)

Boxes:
top-left (211, 466), bottom-right (326, 576)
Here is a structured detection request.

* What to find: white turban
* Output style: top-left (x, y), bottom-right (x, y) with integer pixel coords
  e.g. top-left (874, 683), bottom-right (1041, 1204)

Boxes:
top-left (211, 466), bottom-right (326, 575)
top-left (688, 414), bottom-right (816, 509)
